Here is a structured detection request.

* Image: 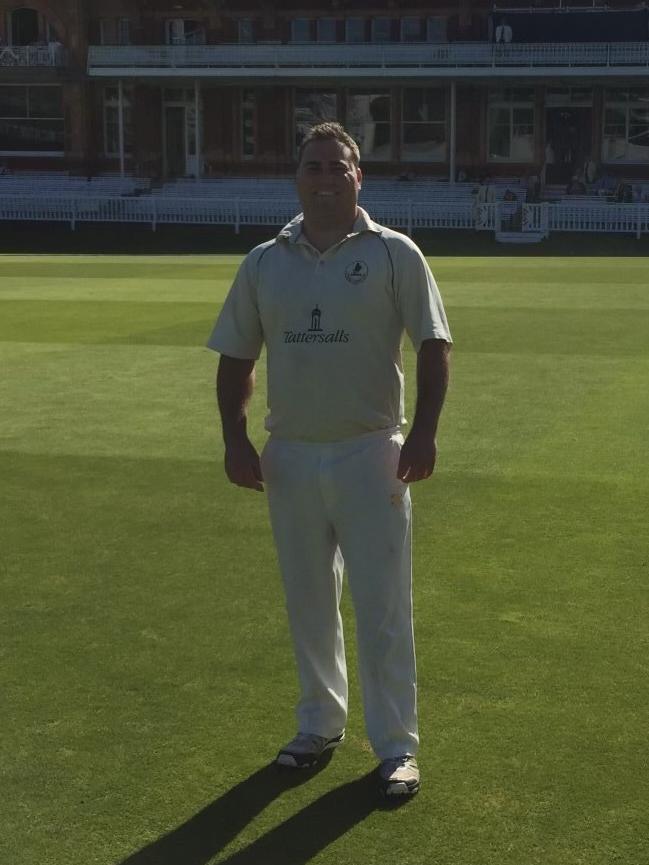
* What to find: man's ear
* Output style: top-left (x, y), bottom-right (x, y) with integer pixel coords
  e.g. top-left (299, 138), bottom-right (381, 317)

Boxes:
top-left (356, 166), bottom-right (363, 189)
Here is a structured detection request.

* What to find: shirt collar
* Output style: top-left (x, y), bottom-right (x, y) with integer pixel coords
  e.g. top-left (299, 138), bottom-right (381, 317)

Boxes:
top-left (277, 206), bottom-right (382, 245)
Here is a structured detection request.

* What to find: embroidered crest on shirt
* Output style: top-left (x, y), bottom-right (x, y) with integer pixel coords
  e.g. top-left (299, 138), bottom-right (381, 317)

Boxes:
top-left (345, 261), bottom-right (368, 284)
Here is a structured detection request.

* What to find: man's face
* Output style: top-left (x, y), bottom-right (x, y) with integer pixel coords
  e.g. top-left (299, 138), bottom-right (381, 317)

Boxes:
top-left (296, 138), bottom-right (362, 224)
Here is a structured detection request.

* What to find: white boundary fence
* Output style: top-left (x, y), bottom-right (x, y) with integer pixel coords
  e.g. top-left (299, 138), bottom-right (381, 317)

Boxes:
top-left (523, 203), bottom-right (649, 239)
top-left (0, 195), bottom-right (491, 234)
top-left (3, 195), bottom-right (649, 238)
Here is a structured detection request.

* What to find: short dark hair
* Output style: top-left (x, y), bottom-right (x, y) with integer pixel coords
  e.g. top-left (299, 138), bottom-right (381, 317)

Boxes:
top-left (297, 122), bottom-right (361, 168)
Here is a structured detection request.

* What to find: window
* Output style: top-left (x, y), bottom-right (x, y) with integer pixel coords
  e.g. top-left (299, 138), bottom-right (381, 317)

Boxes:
top-left (165, 19), bottom-right (205, 45)
top-left (103, 86), bottom-right (133, 157)
top-left (10, 8), bottom-right (39, 46)
top-left (371, 18), bottom-right (392, 43)
top-left (401, 17), bottom-right (422, 42)
top-left (291, 19), bottom-right (313, 43)
top-left (603, 89), bottom-right (649, 164)
top-left (488, 89), bottom-right (535, 162)
top-left (238, 19), bottom-right (254, 43)
top-left (295, 90), bottom-right (338, 153)
top-left (118, 19), bottom-right (131, 46)
top-left (346, 91), bottom-right (391, 161)
top-left (402, 88), bottom-right (446, 161)
top-left (317, 19), bottom-right (337, 43)
top-left (345, 18), bottom-right (366, 43)
top-left (0, 85), bottom-right (63, 153)
top-left (242, 90), bottom-right (256, 159)
top-left (99, 19), bottom-right (114, 45)
top-left (426, 17), bottom-right (447, 43)
top-left (100, 18), bottom-right (131, 45)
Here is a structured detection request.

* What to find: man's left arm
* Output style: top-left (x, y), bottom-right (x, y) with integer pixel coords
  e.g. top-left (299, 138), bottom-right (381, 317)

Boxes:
top-left (397, 338), bottom-right (450, 483)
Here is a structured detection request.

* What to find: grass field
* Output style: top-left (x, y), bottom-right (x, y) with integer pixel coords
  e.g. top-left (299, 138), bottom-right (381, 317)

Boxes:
top-left (1, 253), bottom-right (648, 865)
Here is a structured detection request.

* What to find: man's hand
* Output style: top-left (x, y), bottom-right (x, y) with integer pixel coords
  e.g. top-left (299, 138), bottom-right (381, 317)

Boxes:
top-left (397, 427), bottom-right (438, 483)
top-left (397, 338), bottom-right (449, 482)
top-left (217, 355), bottom-right (263, 492)
top-left (224, 434), bottom-right (264, 492)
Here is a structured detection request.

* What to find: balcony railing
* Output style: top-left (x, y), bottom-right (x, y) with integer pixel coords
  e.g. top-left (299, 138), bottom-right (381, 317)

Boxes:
top-left (0, 44), bottom-right (67, 67)
top-left (87, 41), bottom-right (649, 72)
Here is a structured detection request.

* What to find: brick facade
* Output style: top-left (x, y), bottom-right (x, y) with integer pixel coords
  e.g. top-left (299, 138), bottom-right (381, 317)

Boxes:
top-left (1, 1), bottom-right (648, 181)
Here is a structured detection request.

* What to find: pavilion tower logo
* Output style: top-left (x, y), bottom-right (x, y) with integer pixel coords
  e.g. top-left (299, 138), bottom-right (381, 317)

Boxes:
top-left (309, 305), bottom-right (322, 332)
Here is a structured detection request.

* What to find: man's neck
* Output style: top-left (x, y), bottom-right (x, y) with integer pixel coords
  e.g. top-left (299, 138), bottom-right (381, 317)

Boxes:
top-left (301, 210), bottom-right (358, 253)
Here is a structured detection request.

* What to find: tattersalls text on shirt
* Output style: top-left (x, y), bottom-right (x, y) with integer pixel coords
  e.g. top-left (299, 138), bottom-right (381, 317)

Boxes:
top-left (283, 329), bottom-right (350, 344)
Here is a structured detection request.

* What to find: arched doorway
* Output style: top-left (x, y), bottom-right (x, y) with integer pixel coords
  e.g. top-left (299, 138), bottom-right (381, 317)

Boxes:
top-left (10, 8), bottom-right (40, 45)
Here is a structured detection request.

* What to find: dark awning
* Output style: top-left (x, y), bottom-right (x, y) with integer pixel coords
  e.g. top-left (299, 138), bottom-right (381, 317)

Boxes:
top-left (490, 9), bottom-right (649, 42)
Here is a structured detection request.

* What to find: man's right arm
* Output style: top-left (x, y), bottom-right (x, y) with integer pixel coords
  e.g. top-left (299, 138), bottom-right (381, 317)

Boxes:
top-left (216, 355), bottom-right (264, 493)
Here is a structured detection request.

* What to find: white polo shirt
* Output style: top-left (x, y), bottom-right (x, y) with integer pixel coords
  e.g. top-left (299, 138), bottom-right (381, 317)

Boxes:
top-left (207, 207), bottom-right (452, 442)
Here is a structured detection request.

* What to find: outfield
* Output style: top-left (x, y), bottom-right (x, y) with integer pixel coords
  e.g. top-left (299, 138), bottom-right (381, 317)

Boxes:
top-left (1, 254), bottom-right (648, 865)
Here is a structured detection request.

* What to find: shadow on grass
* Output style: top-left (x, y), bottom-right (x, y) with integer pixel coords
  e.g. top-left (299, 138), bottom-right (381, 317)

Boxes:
top-left (116, 755), bottom-right (388, 865)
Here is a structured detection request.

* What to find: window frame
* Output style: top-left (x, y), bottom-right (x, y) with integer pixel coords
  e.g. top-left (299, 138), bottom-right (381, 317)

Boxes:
top-left (291, 18), bottom-right (314, 43)
top-left (345, 18), bottom-right (366, 43)
top-left (602, 89), bottom-right (649, 164)
top-left (102, 85), bottom-right (134, 158)
top-left (371, 17), bottom-right (393, 44)
top-left (401, 87), bottom-right (447, 162)
top-left (118, 18), bottom-right (131, 46)
top-left (401, 17), bottom-right (422, 43)
top-left (487, 89), bottom-right (536, 163)
top-left (293, 89), bottom-right (339, 157)
top-left (0, 83), bottom-right (64, 156)
top-left (426, 17), bottom-right (447, 43)
top-left (99, 18), bottom-right (115, 46)
top-left (317, 18), bottom-right (337, 43)
top-left (346, 90), bottom-right (392, 162)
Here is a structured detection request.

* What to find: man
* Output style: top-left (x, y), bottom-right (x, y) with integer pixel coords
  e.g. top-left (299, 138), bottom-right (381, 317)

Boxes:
top-left (495, 18), bottom-right (512, 44)
top-left (208, 122), bottom-right (451, 797)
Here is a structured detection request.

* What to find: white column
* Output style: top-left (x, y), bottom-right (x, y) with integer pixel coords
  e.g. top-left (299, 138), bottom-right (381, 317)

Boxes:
top-left (118, 79), bottom-right (125, 178)
top-left (449, 81), bottom-right (456, 186)
top-left (194, 78), bottom-right (201, 182)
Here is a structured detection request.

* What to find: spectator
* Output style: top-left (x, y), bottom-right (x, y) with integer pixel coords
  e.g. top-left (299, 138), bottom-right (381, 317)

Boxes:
top-left (476, 176), bottom-right (496, 204)
top-left (48, 39), bottom-right (63, 64)
top-left (495, 18), bottom-right (513, 43)
top-left (526, 174), bottom-right (540, 203)
top-left (583, 155), bottom-right (598, 185)
top-left (567, 176), bottom-right (586, 195)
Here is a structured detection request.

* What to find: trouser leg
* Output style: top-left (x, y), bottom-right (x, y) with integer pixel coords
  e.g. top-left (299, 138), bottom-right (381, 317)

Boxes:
top-left (262, 438), bottom-right (347, 738)
top-left (326, 431), bottom-right (418, 760)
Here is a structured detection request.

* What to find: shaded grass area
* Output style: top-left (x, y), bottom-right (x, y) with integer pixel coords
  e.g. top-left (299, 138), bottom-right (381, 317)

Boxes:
top-left (1, 255), bottom-right (649, 865)
top-left (3, 220), bottom-right (649, 257)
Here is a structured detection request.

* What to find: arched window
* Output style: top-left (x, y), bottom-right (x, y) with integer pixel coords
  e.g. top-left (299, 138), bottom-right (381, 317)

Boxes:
top-left (10, 8), bottom-right (40, 45)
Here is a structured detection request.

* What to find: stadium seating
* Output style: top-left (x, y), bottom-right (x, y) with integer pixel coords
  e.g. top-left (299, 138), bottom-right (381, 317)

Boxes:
top-left (1, 170), bottom-right (648, 240)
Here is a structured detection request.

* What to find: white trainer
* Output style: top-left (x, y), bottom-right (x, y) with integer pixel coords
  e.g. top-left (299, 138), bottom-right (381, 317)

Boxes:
top-left (276, 731), bottom-right (345, 769)
top-left (378, 755), bottom-right (420, 796)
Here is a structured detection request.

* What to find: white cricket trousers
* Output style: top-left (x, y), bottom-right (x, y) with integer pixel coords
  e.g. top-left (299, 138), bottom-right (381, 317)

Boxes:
top-left (261, 427), bottom-right (418, 760)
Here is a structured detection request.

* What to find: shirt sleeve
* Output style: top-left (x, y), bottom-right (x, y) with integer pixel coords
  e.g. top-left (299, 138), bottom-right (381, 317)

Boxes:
top-left (391, 237), bottom-right (453, 353)
top-left (206, 249), bottom-right (264, 360)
